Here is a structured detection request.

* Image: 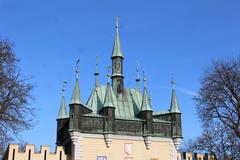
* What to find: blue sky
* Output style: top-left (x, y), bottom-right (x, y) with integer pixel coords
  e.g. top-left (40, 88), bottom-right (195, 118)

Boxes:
top-left (0, 0), bottom-right (240, 149)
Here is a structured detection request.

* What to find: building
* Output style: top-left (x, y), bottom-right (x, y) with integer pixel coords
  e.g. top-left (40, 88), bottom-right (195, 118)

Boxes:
top-left (4, 18), bottom-right (186, 160)
top-left (56, 17), bottom-right (183, 160)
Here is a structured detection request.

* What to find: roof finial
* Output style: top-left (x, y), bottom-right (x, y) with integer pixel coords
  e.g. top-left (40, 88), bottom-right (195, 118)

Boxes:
top-left (95, 56), bottom-right (100, 87)
top-left (143, 71), bottom-right (147, 88)
top-left (171, 78), bottom-right (175, 90)
top-left (136, 61), bottom-right (140, 90)
top-left (62, 81), bottom-right (67, 96)
top-left (107, 65), bottom-right (111, 83)
top-left (76, 59), bottom-right (80, 79)
top-left (116, 16), bottom-right (119, 31)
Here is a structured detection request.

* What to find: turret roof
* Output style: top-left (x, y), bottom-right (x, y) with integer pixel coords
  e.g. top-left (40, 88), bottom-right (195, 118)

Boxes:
top-left (57, 94), bottom-right (68, 119)
top-left (140, 87), bottom-right (153, 111)
top-left (170, 80), bottom-right (181, 113)
top-left (103, 83), bottom-right (115, 108)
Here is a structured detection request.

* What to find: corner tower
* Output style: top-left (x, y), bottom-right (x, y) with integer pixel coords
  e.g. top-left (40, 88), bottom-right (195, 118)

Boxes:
top-left (111, 17), bottom-right (124, 95)
top-left (170, 79), bottom-right (182, 150)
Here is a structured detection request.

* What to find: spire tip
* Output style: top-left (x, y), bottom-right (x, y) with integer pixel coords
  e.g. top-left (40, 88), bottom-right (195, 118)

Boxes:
top-left (62, 81), bottom-right (67, 96)
top-left (116, 16), bottom-right (119, 30)
top-left (76, 59), bottom-right (80, 79)
top-left (171, 78), bottom-right (175, 89)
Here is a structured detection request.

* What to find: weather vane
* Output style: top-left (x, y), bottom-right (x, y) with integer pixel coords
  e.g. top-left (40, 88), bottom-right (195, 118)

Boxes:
top-left (171, 78), bottom-right (175, 89)
top-left (76, 59), bottom-right (80, 78)
top-left (62, 81), bottom-right (67, 96)
top-left (143, 71), bottom-right (147, 87)
top-left (106, 65), bottom-right (112, 82)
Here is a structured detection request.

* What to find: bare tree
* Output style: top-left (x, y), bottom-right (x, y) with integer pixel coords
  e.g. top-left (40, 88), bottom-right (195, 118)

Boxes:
top-left (0, 39), bottom-right (35, 156)
top-left (195, 56), bottom-right (240, 138)
top-left (180, 122), bottom-right (240, 160)
top-left (181, 56), bottom-right (240, 159)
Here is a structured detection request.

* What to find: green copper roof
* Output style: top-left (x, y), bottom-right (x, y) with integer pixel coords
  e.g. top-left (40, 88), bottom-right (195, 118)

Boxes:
top-left (140, 87), bottom-right (152, 111)
top-left (86, 85), bottom-right (143, 120)
top-left (70, 78), bottom-right (83, 104)
top-left (86, 88), bottom-right (101, 113)
top-left (103, 83), bottom-right (115, 108)
top-left (170, 89), bottom-right (181, 113)
top-left (57, 94), bottom-right (68, 119)
top-left (111, 17), bottom-right (124, 58)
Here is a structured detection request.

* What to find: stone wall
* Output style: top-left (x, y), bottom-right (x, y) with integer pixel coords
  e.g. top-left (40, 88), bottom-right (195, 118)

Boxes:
top-left (2, 144), bottom-right (70, 160)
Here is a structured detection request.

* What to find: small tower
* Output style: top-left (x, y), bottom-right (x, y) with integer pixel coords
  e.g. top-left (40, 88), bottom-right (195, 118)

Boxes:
top-left (100, 66), bottom-right (116, 133)
top-left (170, 79), bottom-right (182, 150)
top-left (69, 60), bottom-right (91, 131)
top-left (56, 81), bottom-right (68, 145)
top-left (111, 16), bottom-right (124, 95)
top-left (138, 73), bottom-right (153, 134)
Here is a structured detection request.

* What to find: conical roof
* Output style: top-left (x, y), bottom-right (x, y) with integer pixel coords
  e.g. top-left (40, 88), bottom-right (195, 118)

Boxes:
top-left (111, 17), bottom-right (124, 58)
top-left (70, 78), bottom-right (83, 104)
top-left (170, 89), bottom-right (181, 113)
top-left (57, 94), bottom-right (68, 119)
top-left (140, 87), bottom-right (152, 111)
top-left (103, 83), bottom-right (115, 108)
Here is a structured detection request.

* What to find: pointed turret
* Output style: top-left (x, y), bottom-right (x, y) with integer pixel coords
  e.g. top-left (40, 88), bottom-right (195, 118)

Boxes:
top-left (170, 79), bottom-right (181, 113)
top-left (111, 16), bottom-right (124, 58)
top-left (56, 81), bottom-right (69, 146)
top-left (169, 78), bottom-right (182, 149)
top-left (70, 59), bottom-right (83, 105)
top-left (104, 66), bottom-right (115, 108)
top-left (140, 74), bottom-right (152, 111)
top-left (111, 16), bottom-right (124, 94)
top-left (101, 68), bottom-right (116, 133)
top-left (138, 73), bottom-right (153, 136)
top-left (57, 81), bottom-right (68, 119)
top-left (69, 60), bottom-right (92, 131)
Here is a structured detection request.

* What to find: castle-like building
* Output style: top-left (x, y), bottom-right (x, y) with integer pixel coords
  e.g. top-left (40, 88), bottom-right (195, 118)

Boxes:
top-left (56, 18), bottom-right (182, 160)
top-left (3, 18), bottom-right (192, 160)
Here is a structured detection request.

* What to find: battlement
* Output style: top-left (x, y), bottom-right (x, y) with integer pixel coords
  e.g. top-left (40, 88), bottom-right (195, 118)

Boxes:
top-left (2, 144), bottom-right (69, 160)
top-left (177, 152), bottom-right (215, 160)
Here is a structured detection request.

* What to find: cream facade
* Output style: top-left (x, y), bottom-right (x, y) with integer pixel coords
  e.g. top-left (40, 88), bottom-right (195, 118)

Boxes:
top-left (70, 132), bottom-right (178, 160)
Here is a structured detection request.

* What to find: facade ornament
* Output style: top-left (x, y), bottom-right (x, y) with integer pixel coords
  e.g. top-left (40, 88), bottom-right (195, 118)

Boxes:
top-left (173, 137), bottom-right (182, 151)
top-left (104, 133), bottom-right (113, 148)
top-left (143, 135), bottom-right (152, 150)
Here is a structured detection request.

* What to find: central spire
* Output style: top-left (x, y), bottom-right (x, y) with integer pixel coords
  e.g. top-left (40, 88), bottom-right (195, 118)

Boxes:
top-left (111, 16), bottom-right (124, 58)
top-left (111, 16), bottom-right (124, 95)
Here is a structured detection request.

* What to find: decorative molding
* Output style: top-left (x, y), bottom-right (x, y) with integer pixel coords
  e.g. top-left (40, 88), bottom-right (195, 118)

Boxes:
top-left (69, 131), bottom-right (83, 160)
top-left (80, 133), bottom-right (172, 142)
top-left (143, 136), bottom-right (152, 150)
top-left (104, 133), bottom-right (113, 148)
top-left (173, 138), bottom-right (182, 151)
top-left (169, 139), bottom-right (177, 160)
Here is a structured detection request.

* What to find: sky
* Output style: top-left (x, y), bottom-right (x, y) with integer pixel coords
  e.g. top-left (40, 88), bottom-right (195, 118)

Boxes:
top-left (0, 0), bottom-right (240, 150)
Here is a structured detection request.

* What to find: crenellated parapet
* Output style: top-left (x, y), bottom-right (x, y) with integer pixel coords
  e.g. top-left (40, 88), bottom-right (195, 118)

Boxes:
top-left (2, 144), bottom-right (69, 160)
top-left (177, 152), bottom-right (215, 160)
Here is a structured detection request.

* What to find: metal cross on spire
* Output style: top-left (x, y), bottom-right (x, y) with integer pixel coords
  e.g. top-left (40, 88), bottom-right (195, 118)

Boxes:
top-left (62, 81), bottom-right (67, 96)
top-left (95, 55), bottom-right (99, 73)
top-left (95, 55), bottom-right (100, 87)
top-left (116, 16), bottom-right (119, 30)
top-left (171, 78), bottom-right (175, 90)
top-left (143, 71), bottom-right (147, 88)
top-left (76, 59), bottom-right (80, 79)
top-left (107, 65), bottom-right (112, 83)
